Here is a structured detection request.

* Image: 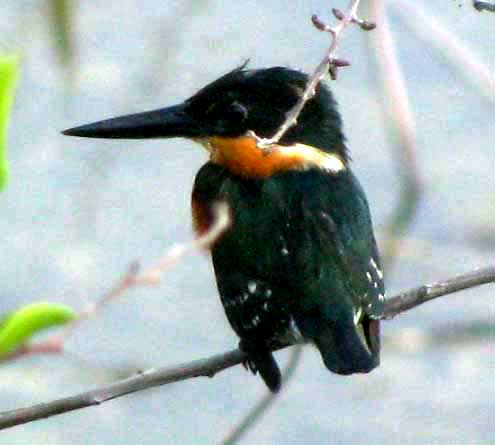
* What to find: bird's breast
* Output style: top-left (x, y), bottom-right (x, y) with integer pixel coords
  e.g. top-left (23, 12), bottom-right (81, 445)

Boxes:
top-left (197, 135), bottom-right (345, 179)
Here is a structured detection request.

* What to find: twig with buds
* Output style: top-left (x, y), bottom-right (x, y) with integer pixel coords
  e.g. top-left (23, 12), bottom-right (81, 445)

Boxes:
top-left (255, 0), bottom-right (375, 149)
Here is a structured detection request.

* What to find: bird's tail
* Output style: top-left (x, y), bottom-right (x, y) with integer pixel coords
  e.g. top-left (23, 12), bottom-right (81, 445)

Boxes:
top-left (297, 312), bottom-right (380, 375)
top-left (240, 341), bottom-right (282, 392)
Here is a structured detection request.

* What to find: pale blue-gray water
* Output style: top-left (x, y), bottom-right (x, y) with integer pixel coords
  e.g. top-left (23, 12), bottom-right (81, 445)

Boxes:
top-left (1, 1), bottom-right (495, 443)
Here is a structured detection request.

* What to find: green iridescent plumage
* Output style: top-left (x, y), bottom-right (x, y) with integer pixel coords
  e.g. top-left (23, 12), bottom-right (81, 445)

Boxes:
top-left (63, 66), bottom-right (385, 392)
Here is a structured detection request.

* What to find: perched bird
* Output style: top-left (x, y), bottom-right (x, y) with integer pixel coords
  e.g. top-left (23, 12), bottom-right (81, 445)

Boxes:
top-left (63, 65), bottom-right (385, 392)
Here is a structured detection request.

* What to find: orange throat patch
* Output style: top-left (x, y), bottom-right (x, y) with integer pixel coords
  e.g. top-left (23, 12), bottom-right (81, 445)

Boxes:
top-left (196, 135), bottom-right (346, 179)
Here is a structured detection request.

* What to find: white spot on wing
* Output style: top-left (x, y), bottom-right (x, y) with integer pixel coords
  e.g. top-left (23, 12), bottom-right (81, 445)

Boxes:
top-left (248, 281), bottom-right (257, 294)
top-left (370, 257), bottom-right (384, 279)
top-left (289, 318), bottom-right (303, 341)
top-left (252, 315), bottom-right (261, 327)
top-left (354, 308), bottom-right (363, 325)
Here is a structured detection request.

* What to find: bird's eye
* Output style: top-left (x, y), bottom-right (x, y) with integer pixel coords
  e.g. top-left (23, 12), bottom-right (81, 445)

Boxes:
top-left (202, 100), bottom-right (248, 135)
top-left (225, 101), bottom-right (248, 122)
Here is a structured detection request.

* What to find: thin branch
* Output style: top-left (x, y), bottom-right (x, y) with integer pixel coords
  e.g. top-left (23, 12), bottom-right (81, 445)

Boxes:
top-left (390, 0), bottom-right (495, 101)
top-left (221, 345), bottom-right (304, 445)
top-left (254, 0), bottom-right (374, 149)
top-left (1, 265), bottom-right (494, 430)
top-left (383, 265), bottom-right (495, 318)
top-left (0, 348), bottom-right (244, 430)
top-left (63, 262), bottom-right (140, 338)
top-left (131, 201), bottom-right (230, 285)
top-left (82, 201), bottom-right (230, 314)
top-left (5, 203), bottom-right (231, 359)
top-left (366, 0), bottom-right (422, 271)
top-left (473, 1), bottom-right (495, 12)
top-left (70, 201), bottom-right (229, 331)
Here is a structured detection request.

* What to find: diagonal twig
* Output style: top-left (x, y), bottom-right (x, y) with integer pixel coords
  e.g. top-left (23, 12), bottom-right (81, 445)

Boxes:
top-left (221, 345), bottom-right (304, 445)
top-left (390, 0), bottom-right (495, 101)
top-left (70, 201), bottom-right (230, 328)
top-left (5, 203), bottom-right (230, 359)
top-left (254, 0), bottom-right (375, 149)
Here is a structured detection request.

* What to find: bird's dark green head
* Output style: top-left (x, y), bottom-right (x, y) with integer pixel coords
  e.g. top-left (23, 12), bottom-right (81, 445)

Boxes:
top-left (63, 65), bottom-right (348, 160)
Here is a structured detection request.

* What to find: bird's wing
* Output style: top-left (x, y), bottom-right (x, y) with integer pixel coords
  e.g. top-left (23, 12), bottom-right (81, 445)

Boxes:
top-left (286, 168), bottom-right (385, 320)
top-left (279, 168), bottom-right (384, 372)
top-left (194, 163), bottom-right (384, 374)
top-left (194, 163), bottom-right (385, 321)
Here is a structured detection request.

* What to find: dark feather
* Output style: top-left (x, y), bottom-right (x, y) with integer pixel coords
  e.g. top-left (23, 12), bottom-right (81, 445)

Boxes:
top-left (194, 163), bottom-right (385, 387)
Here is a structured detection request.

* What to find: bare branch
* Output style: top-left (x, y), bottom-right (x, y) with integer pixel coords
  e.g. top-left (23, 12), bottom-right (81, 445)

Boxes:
top-left (4, 203), bottom-right (231, 359)
top-left (255, 0), bottom-right (374, 149)
top-left (0, 348), bottom-right (244, 430)
top-left (473, 1), bottom-right (495, 12)
top-left (221, 345), bottom-right (303, 445)
top-left (64, 262), bottom-right (141, 338)
top-left (383, 265), bottom-right (495, 318)
top-left (390, 0), bottom-right (495, 101)
top-left (77, 202), bottom-right (229, 318)
top-left (70, 201), bottom-right (229, 327)
top-left (366, 0), bottom-right (422, 271)
top-left (132, 202), bottom-right (230, 285)
top-left (1, 265), bottom-right (494, 430)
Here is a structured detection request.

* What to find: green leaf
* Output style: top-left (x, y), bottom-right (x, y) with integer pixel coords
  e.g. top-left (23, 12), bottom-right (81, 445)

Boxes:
top-left (0, 54), bottom-right (19, 191)
top-left (0, 302), bottom-right (76, 358)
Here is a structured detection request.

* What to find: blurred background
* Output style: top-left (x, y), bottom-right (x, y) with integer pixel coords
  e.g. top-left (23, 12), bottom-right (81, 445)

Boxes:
top-left (1, 0), bottom-right (495, 443)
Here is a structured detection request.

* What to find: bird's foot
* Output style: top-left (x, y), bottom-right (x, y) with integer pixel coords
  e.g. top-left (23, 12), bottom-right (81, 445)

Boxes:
top-left (239, 341), bottom-right (258, 374)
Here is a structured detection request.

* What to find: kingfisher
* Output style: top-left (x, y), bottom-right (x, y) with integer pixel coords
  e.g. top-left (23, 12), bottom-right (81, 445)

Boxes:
top-left (63, 65), bottom-right (385, 392)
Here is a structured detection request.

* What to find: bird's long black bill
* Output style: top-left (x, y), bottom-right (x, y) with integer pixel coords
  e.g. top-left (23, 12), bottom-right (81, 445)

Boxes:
top-left (62, 104), bottom-right (202, 139)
